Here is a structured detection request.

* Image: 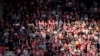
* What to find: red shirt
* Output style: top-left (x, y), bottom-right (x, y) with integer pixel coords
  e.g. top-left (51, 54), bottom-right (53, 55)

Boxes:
top-left (32, 40), bottom-right (37, 47)
top-left (77, 43), bottom-right (81, 49)
top-left (0, 46), bottom-right (5, 55)
top-left (72, 54), bottom-right (77, 56)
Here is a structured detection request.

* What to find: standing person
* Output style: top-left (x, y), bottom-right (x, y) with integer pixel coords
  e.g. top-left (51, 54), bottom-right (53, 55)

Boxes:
top-left (8, 39), bottom-right (13, 51)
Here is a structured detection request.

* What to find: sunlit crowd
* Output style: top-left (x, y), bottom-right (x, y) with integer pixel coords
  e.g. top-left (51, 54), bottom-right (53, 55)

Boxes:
top-left (0, 0), bottom-right (100, 56)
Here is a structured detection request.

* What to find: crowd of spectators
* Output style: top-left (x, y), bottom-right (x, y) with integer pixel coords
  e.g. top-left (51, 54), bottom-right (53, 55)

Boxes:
top-left (0, 0), bottom-right (100, 56)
